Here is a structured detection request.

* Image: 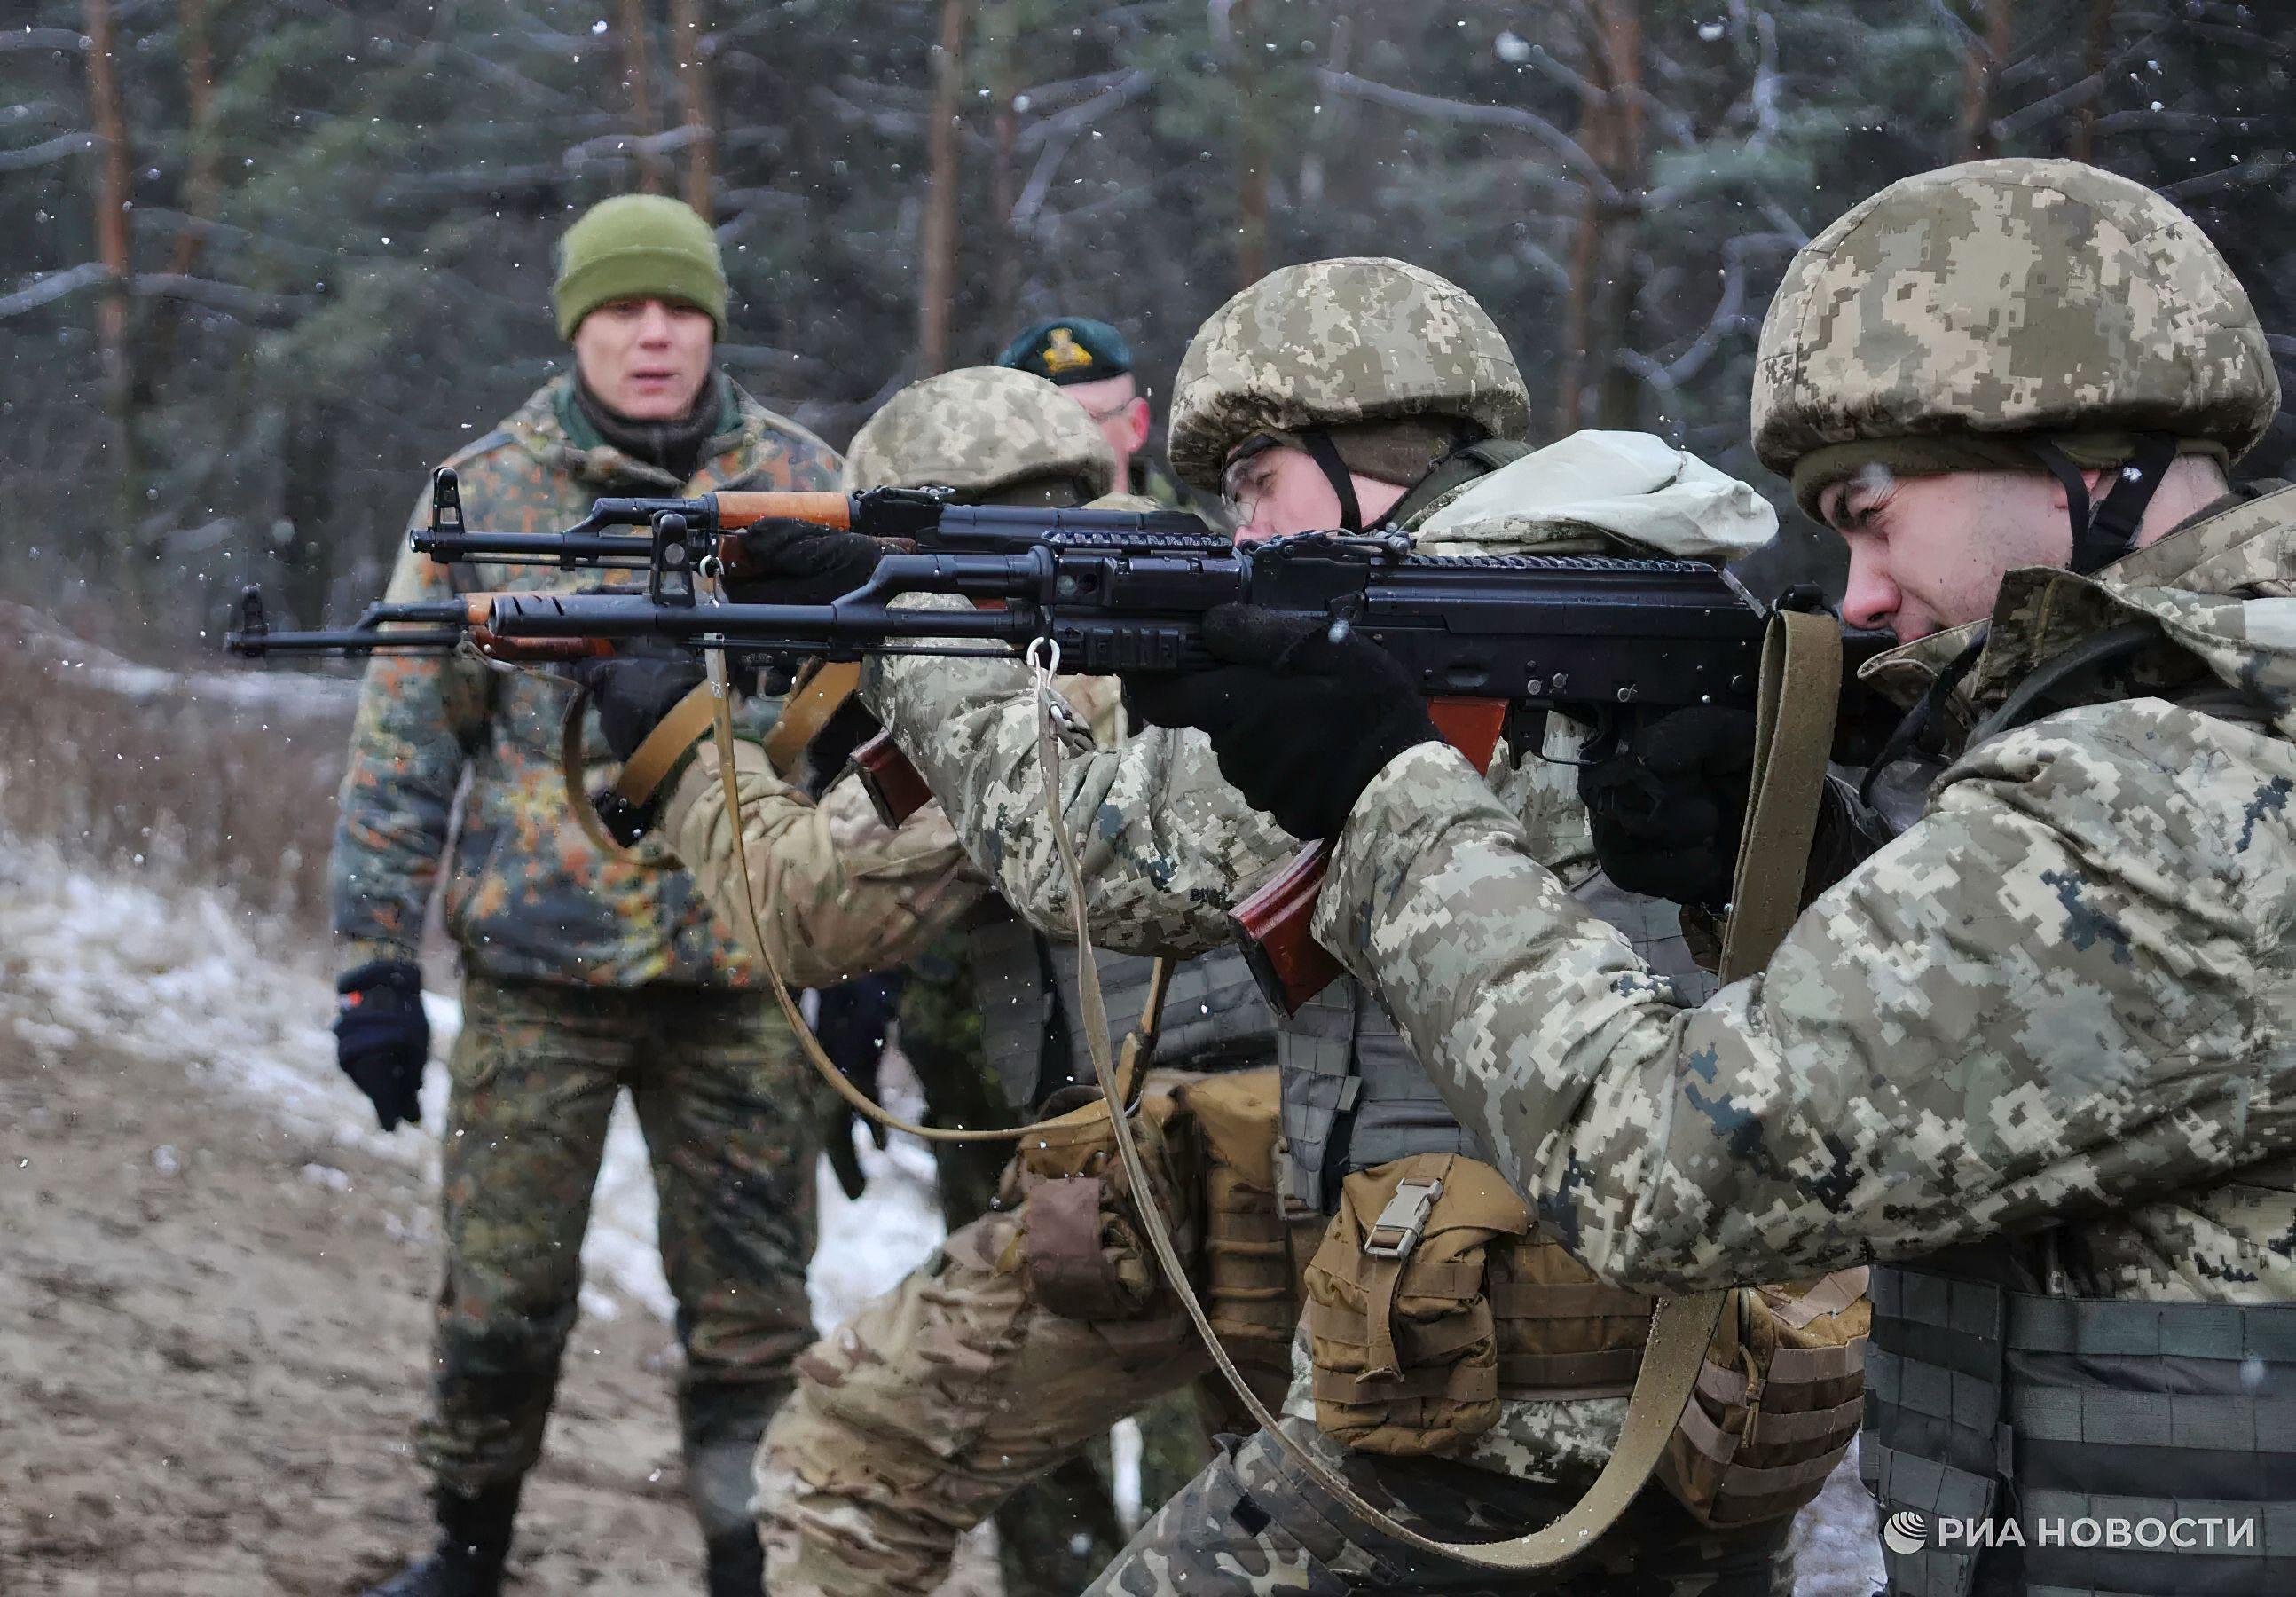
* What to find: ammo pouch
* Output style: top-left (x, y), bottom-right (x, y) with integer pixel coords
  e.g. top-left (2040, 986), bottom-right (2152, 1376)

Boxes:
top-left (1171, 1068), bottom-right (1302, 1397)
top-left (1304, 1153), bottom-right (1532, 1456)
top-left (1009, 1083), bottom-right (1198, 1324)
top-left (1304, 1151), bottom-right (1869, 1506)
top-left (1658, 1270), bottom-right (1869, 1527)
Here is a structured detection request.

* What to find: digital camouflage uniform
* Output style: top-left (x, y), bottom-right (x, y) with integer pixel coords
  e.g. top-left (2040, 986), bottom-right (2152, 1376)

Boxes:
top-left (854, 417), bottom-right (1805, 1595)
top-left (1303, 163), bottom-right (2296, 1597)
top-left (331, 369), bottom-right (842, 1546)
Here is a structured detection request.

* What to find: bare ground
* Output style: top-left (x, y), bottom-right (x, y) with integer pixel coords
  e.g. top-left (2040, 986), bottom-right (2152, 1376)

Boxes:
top-left (0, 1022), bottom-right (704, 1596)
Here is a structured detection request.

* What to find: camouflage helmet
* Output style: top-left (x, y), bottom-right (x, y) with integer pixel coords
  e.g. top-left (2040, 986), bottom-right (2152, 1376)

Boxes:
top-left (842, 366), bottom-right (1117, 497)
top-left (1754, 159), bottom-right (2279, 500)
top-left (1167, 257), bottom-right (1531, 492)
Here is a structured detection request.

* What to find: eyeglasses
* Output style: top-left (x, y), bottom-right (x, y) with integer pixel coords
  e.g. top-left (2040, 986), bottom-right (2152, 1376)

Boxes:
top-left (1221, 437), bottom-right (1280, 515)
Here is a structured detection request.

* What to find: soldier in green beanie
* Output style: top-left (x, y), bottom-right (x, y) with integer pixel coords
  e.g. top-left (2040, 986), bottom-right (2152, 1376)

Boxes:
top-left (334, 193), bottom-right (840, 1597)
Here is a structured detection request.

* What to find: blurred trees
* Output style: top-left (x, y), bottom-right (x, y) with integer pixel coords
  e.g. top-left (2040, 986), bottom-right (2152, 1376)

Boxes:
top-left (1, 0), bottom-right (2290, 649)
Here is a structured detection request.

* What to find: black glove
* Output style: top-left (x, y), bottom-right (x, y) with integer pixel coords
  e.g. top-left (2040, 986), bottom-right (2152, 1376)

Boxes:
top-left (726, 519), bottom-right (885, 604)
top-left (572, 653), bottom-right (706, 762)
top-left (334, 959), bottom-right (429, 1132)
top-left (810, 973), bottom-right (903, 1201)
top-left (1577, 705), bottom-right (1756, 912)
top-left (1124, 603), bottom-right (1439, 840)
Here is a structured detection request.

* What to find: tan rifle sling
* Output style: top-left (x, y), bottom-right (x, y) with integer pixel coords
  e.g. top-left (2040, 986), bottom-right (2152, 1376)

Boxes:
top-left (554, 618), bottom-right (1160, 1145)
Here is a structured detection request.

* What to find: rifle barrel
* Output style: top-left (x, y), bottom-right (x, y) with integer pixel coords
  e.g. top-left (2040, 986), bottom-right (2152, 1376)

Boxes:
top-left (413, 529), bottom-right (656, 567)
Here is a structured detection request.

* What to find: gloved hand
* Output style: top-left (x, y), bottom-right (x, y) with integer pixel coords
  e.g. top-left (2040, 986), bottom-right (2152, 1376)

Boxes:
top-left (334, 959), bottom-right (429, 1132)
top-left (1577, 705), bottom-right (1756, 912)
top-left (810, 973), bottom-right (902, 1201)
top-left (726, 519), bottom-right (885, 605)
top-left (572, 653), bottom-right (706, 761)
top-left (1124, 603), bottom-right (1438, 840)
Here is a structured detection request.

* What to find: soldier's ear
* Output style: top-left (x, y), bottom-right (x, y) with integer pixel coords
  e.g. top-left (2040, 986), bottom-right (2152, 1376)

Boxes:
top-left (2045, 468), bottom-right (2113, 515)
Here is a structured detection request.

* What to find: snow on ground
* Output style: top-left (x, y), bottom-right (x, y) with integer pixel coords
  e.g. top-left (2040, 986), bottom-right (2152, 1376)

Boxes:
top-left (0, 830), bottom-right (946, 1334)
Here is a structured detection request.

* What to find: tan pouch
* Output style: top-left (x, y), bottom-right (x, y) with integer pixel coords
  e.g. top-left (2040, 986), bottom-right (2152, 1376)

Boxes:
top-left (1173, 1069), bottom-right (1294, 1404)
top-left (1657, 1269), bottom-right (1870, 1526)
top-left (1009, 1083), bottom-right (1198, 1323)
top-left (1303, 1153), bottom-right (1531, 1457)
top-left (1486, 1236), bottom-right (1655, 1400)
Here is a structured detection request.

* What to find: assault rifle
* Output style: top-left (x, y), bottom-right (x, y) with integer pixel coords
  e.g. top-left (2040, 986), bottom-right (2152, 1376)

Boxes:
top-left (228, 468), bottom-right (1891, 1009)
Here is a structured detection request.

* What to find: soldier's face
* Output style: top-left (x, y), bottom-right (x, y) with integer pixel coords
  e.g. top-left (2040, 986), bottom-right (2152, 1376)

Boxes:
top-left (572, 296), bottom-right (716, 421)
top-left (1822, 467), bottom-right (2069, 643)
top-left (1222, 445), bottom-right (1404, 544)
top-left (1065, 374), bottom-right (1151, 472)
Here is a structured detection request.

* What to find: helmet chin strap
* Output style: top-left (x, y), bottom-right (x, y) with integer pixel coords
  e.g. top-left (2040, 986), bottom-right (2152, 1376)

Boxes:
top-left (2025, 433), bottom-right (2180, 575)
top-left (1298, 428), bottom-right (1364, 532)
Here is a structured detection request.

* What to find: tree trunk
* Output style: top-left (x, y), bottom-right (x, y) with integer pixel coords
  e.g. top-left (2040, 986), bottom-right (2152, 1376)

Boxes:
top-left (1232, 0), bottom-right (1268, 290)
top-left (279, 397), bottom-right (340, 629)
top-left (987, 4), bottom-right (1020, 337)
top-left (916, 0), bottom-right (970, 375)
top-left (2070, 0), bottom-right (2112, 161)
top-left (1553, 0), bottom-right (1649, 435)
top-left (1958, 0), bottom-right (2015, 160)
top-left (142, 0), bottom-right (219, 392)
top-left (83, 0), bottom-right (141, 569)
top-left (1592, 0), bottom-right (1646, 432)
top-left (617, 0), bottom-right (668, 194)
top-left (668, 0), bottom-right (716, 219)
top-left (1556, 187), bottom-right (1600, 436)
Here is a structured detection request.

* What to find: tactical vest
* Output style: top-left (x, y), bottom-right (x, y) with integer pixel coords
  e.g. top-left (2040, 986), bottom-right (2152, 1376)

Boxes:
top-left (970, 913), bottom-right (1277, 1110)
top-left (1270, 435), bottom-right (1656, 1215)
top-left (1863, 1237), bottom-right (2296, 1597)
top-left (1276, 981), bottom-right (1485, 1212)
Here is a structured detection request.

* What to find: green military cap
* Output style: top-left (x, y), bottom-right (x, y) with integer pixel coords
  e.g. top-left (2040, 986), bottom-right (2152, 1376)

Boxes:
top-left (995, 317), bottom-right (1134, 386)
top-left (553, 193), bottom-right (729, 341)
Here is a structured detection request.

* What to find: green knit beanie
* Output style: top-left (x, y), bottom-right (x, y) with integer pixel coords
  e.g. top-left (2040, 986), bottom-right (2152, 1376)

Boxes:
top-left (553, 194), bottom-right (728, 340)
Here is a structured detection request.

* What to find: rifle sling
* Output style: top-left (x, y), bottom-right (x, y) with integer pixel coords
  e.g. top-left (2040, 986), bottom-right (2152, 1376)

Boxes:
top-left (1035, 607), bottom-right (1840, 1569)
top-left (559, 679), bottom-right (723, 858)
top-left (557, 641), bottom-right (1131, 1146)
top-left (760, 659), bottom-right (863, 777)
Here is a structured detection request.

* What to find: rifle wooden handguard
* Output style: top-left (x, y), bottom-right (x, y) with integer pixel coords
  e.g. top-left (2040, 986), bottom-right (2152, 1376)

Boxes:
top-left (709, 490), bottom-right (853, 530)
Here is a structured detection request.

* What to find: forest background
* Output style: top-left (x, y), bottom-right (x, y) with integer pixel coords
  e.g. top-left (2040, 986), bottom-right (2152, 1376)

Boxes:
top-left (3, 0), bottom-right (2292, 651)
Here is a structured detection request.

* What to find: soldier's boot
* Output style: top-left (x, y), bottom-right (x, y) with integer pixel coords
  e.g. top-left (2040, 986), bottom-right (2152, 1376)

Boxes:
top-left (704, 1526), bottom-right (767, 1596)
top-left (361, 1482), bottom-right (521, 1597)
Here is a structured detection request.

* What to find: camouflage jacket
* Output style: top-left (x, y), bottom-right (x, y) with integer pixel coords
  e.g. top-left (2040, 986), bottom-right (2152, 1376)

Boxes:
top-left (654, 675), bottom-right (1126, 987)
top-left (1317, 484), bottom-right (2296, 1303)
top-left (330, 373), bottom-right (841, 986)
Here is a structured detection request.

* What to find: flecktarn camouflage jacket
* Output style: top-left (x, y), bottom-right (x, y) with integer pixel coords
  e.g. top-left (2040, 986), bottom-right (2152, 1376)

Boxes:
top-left (330, 373), bottom-right (840, 986)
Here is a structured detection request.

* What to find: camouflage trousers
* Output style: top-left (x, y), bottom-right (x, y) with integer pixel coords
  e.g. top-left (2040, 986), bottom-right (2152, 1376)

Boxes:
top-left (754, 1068), bottom-right (1301, 1597)
top-left (1086, 1416), bottom-right (1796, 1596)
top-left (420, 972), bottom-right (820, 1542)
